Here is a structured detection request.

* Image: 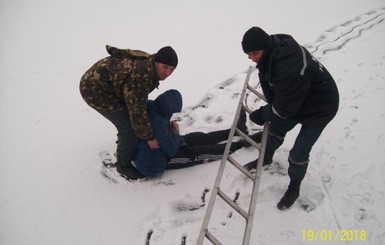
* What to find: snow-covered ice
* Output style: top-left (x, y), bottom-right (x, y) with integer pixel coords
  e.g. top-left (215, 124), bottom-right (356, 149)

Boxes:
top-left (1, 1), bottom-right (385, 244)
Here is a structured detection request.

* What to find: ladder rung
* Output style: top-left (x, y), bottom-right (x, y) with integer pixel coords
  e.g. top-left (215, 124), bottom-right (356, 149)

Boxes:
top-left (235, 128), bottom-right (261, 150)
top-left (227, 155), bottom-right (254, 181)
top-left (217, 189), bottom-right (248, 219)
top-left (247, 84), bottom-right (267, 102)
top-left (205, 230), bottom-right (223, 245)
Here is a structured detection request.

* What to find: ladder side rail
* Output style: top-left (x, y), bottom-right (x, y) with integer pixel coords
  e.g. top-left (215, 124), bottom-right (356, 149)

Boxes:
top-left (242, 123), bottom-right (270, 245)
top-left (217, 189), bottom-right (248, 219)
top-left (196, 124), bottom-right (237, 244)
top-left (254, 124), bottom-right (269, 180)
top-left (196, 66), bottom-right (254, 245)
top-left (240, 78), bottom-right (270, 244)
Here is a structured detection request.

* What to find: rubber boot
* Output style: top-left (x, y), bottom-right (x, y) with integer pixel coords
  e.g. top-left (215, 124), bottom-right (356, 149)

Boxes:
top-left (277, 162), bottom-right (308, 210)
top-left (277, 181), bottom-right (301, 210)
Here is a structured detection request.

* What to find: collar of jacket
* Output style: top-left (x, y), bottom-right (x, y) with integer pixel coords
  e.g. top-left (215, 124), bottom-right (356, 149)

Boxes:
top-left (257, 36), bottom-right (274, 70)
top-left (147, 55), bottom-right (160, 89)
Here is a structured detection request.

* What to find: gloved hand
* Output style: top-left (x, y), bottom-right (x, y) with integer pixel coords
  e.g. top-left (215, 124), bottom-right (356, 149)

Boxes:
top-left (249, 104), bottom-right (273, 126)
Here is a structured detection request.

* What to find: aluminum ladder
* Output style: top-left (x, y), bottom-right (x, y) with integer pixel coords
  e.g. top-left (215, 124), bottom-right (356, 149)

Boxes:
top-left (196, 66), bottom-right (269, 245)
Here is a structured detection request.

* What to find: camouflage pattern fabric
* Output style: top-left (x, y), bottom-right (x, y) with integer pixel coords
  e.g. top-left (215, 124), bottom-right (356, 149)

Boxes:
top-left (79, 45), bottom-right (160, 139)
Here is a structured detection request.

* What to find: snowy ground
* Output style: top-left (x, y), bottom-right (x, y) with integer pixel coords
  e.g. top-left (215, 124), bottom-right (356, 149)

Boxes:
top-left (1, 1), bottom-right (385, 245)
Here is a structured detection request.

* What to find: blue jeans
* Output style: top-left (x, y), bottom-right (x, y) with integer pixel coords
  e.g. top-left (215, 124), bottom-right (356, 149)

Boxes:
top-left (265, 115), bottom-right (325, 183)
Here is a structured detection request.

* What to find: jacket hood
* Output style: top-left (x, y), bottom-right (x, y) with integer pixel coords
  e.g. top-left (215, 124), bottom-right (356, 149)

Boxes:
top-left (152, 89), bottom-right (182, 119)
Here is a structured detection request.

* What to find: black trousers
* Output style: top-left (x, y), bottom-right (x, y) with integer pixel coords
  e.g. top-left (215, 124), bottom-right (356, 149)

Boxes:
top-left (166, 129), bottom-right (242, 169)
top-left (98, 108), bottom-right (138, 166)
top-left (266, 116), bottom-right (326, 183)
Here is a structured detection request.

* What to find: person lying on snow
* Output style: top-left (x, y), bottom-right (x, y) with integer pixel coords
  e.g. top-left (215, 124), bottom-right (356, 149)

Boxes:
top-left (119, 89), bottom-right (262, 180)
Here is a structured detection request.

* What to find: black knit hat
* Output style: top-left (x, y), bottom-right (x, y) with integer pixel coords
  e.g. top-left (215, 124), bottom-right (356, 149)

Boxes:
top-left (155, 46), bottom-right (178, 67)
top-left (241, 27), bottom-right (270, 53)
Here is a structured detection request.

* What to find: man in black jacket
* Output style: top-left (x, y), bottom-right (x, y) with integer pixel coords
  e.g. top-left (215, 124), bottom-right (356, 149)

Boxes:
top-left (241, 27), bottom-right (339, 210)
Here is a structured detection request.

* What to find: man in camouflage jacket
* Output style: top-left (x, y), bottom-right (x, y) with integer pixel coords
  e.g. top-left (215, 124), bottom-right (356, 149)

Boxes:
top-left (80, 45), bottom-right (178, 178)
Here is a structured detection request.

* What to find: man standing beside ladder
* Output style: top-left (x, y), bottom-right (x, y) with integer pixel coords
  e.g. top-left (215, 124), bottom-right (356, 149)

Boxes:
top-left (241, 27), bottom-right (339, 210)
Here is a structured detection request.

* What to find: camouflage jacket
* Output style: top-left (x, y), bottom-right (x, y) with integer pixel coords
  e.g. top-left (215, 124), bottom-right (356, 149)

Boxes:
top-left (79, 45), bottom-right (160, 139)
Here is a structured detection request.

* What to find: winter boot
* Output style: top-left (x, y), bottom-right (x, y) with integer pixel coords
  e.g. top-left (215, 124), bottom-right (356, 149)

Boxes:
top-left (116, 161), bottom-right (145, 180)
top-left (277, 181), bottom-right (301, 210)
top-left (243, 157), bottom-right (272, 172)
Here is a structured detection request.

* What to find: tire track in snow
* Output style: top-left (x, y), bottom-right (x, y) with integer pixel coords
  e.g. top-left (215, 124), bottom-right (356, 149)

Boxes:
top-left (307, 7), bottom-right (385, 57)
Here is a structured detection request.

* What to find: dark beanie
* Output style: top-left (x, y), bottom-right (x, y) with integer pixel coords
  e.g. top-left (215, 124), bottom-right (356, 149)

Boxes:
top-left (241, 27), bottom-right (270, 53)
top-left (155, 46), bottom-right (178, 67)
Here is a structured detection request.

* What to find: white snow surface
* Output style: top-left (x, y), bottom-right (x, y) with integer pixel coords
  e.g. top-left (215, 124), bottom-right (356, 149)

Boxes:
top-left (1, 1), bottom-right (385, 244)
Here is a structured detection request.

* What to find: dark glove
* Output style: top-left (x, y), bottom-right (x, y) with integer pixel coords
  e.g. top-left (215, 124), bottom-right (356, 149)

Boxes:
top-left (249, 104), bottom-right (273, 126)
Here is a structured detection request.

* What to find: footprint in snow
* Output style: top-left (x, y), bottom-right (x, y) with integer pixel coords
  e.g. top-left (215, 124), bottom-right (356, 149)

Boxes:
top-left (297, 192), bottom-right (325, 212)
top-left (377, 135), bottom-right (385, 144)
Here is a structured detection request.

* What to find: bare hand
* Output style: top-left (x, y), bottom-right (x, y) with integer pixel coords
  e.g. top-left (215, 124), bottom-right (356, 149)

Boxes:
top-left (171, 120), bottom-right (179, 133)
top-left (147, 138), bottom-right (160, 149)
